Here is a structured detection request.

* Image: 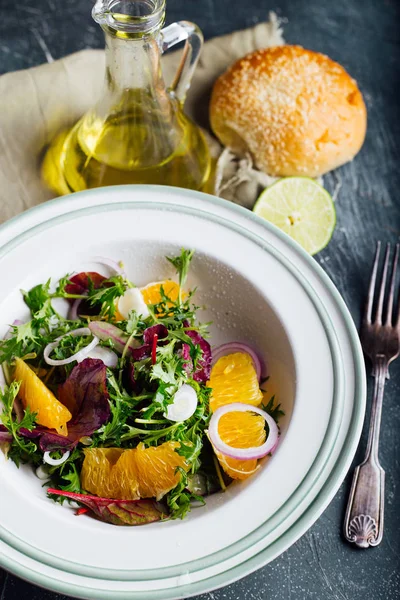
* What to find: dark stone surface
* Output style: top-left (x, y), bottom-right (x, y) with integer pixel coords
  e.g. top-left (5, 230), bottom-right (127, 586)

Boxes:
top-left (0, 0), bottom-right (400, 599)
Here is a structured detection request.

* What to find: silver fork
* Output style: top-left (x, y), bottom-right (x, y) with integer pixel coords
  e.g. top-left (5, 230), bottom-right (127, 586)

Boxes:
top-left (343, 241), bottom-right (400, 548)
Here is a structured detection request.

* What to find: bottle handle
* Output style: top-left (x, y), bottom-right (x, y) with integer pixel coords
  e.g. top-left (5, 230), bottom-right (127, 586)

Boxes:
top-left (160, 21), bottom-right (204, 104)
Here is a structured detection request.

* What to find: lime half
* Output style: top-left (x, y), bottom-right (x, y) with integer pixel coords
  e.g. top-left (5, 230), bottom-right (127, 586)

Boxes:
top-left (253, 177), bottom-right (336, 255)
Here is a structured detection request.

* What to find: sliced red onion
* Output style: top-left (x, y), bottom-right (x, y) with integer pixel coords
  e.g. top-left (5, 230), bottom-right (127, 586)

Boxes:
top-left (43, 328), bottom-right (99, 367)
top-left (43, 450), bottom-right (70, 466)
top-left (212, 342), bottom-right (266, 381)
top-left (69, 298), bottom-right (84, 321)
top-left (88, 321), bottom-right (140, 355)
top-left (208, 402), bottom-right (279, 461)
top-left (80, 346), bottom-right (118, 368)
top-left (92, 256), bottom-right (126, 277)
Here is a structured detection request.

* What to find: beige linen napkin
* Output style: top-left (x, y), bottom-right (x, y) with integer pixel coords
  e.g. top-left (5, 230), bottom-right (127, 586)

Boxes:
top-left (0, 13), bottom-right (284, 223)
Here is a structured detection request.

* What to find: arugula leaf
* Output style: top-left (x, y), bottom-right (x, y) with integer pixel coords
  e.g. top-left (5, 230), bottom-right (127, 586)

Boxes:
top-left (88, 276), bottom-right (126, 319)
top-left (261, 395), bottom-right (285, 423)
top-left (0, 382), bottom-right (38, 465)
top-left (166, 467), bottom-right (204, 519)
top-left (15, 322), bottom-right (36, 344)
top-left (125, 310), bottom-right (139, 335)
top-left (166, 249), bottom-right (194, 304)
top-left (59, 463), bottom-right (82, 494)
top-left (53, 274), bottom-right (74, 297)
top-left (22, 280), bottom-right (51, 313)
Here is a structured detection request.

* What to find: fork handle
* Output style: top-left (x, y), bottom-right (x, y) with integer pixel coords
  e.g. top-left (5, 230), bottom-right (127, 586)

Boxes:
top-left (343, 356), bottom-right (386, 548)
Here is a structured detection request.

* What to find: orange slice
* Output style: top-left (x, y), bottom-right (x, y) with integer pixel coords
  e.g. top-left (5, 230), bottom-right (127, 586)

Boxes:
top-left (208, 352), bottom-right (263, 412)
top-left (81, 441), bottom-right (189, 501)
top-left (213, 410), bottom-right (266, 480)
top-left (140, 280), bottom-right (180, 305)
top-left (14, 358), bottom-right (72, 435)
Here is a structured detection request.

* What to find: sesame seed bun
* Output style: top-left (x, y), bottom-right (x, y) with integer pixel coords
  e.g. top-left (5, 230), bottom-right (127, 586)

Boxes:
top-left (210, 45), bottom-right (367, 177)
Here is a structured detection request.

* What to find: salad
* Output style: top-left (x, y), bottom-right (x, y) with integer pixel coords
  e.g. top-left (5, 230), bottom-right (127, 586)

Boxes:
top-left (0, 250), bottom-right (282, 526)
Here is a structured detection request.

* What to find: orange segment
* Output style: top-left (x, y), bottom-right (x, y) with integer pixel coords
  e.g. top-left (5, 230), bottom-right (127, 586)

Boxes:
top-left (14, 358), bottom-right (72, 436)
top-left (213, 410), bottom-right (266, 480)
top-left (218, 410), bottom-right (266, 448)
top-left (81, 441), bottom-right (189, 501)
top-left (208, 352), bottom-right (263, 412)
top-left (115, 441), bottom-right (189, 500)
top-left (215, 452), bottom-right (260, 480)
top-left (140, 281), bottom-right (180, 305)
top-left (81, 448), bottom-right (129, 497)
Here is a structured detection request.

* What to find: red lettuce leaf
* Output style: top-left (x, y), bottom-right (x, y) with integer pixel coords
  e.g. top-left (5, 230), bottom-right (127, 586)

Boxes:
top-left (47, 489), bottom-right (167, 526)
top-left (143, 324), bottom-right (168, 345)
top-left (65, 272), bottom-right (112, 317)
top-left (129, 325), bottom-right (168, 363)
top-left (130, 344), bottom-right (151, 361)
top-left (21, 359), bottom-right (110, 452)
top-left (123, 362), bottom-right (141, 395)
top-left (183, 330), bottom-right (212, 383)
top-left (65, 272), bottom-right (108, 295)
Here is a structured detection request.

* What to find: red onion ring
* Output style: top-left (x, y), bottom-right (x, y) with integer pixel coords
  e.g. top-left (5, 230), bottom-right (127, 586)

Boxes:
top-left (92, 256), bottom-right (126, 278)
top-left (212, 343), bottom-right (266, 381)
top-left (208, 402), bottom-right (279, 461)
top-left (68, 298), bottom-right (84, 321)
top-left (43, 328), bottom-right (99, 366)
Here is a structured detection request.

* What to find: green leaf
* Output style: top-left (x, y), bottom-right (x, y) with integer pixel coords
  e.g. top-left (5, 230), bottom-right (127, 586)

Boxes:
top-left (0, 382), bottom-right (38, 465)
top-left (60, 463), bottom-right (82, 494)
top-left (261, 395), bottom-right (285, 423)
top-left (22, 280), bottom-right (51, 312)
top-left (151, 362), bottom-right (178, 385)
top-left (53, 274), bottom-right (74, 297)
top-left (88, 276), bottom-right (126, 319)
top-left (166, 249), bottom-right (194, 303)
top-left (125, 310), bottom-right (139, 335)
top-left (166, 467), bottom-right (204, 519)
top-left (15, 322), bottom-right (36, 344)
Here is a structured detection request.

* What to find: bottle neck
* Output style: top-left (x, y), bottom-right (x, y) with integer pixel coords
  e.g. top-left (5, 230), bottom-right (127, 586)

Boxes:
top-left (104, 30), bottom-right (165, 93)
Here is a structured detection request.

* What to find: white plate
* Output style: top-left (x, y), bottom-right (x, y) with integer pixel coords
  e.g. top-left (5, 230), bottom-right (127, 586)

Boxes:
top-left (0, 185), bottom-right (365, 599)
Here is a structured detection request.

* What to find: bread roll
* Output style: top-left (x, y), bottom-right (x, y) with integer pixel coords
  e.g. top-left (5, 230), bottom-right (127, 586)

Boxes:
top-left (210, 45), bottom-right (367, 177)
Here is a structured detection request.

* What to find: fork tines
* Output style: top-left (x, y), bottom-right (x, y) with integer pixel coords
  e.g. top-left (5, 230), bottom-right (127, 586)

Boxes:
top-left (365, 242), bottom-right (400, 327)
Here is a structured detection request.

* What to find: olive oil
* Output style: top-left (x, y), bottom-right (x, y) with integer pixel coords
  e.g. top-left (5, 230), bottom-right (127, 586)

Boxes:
top-left (41, 1), bottom-right (211, 195)
top-left (43, 100), bottom-right (211, 194)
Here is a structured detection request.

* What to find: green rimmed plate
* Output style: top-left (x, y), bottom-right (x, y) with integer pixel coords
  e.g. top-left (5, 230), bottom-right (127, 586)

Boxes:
top-left (0, 185), bottom-right (365, 599)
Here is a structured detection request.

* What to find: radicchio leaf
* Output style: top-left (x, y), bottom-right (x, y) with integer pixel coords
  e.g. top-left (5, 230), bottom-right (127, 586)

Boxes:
top-left (129, 325), bottom-right (168, 363)
top-left (183, 330), bottom-right (212, 383)
top-left (143, 324), bottom-right (168, 345)
top-left (47, 489), bottom-right (167, 526)
top-left (130, 345), bottom-right (151, 361)
top-left (0, 424), bottom-right (12, 443)
top-left (65, 272), bottom-right (112, 317)
top-left (123, 362), bottom-right (141, 395)
top-left (65, 272), bottom-right (108, 295)
top-left (21, 359), bottom-right (111, 452)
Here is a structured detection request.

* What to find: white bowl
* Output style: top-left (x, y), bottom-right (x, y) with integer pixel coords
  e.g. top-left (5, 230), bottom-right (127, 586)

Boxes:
top-left (0, 185), bottom-right (366, 599)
